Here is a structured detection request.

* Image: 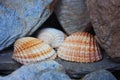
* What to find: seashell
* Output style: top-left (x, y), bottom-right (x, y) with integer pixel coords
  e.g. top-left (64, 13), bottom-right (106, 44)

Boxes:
top-left (47, 53), bottom-right (57, 60)
top-left (57, 32), bottom-right (102, 63)
top-left (12, 37), bottom-right (56, 64)
top-left (37, 28), bottom-right (67, 49)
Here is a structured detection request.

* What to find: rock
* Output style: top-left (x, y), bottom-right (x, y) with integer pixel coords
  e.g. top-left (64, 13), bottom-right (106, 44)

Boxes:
top-left (55, 0), bottom-right (90, 35)
top-left (0, 76), bottom-right (3, 80)
top-left (82, 70), bottom-right (117, 80)
top-left (0, 0), bottom-right (57, 51)
top-left (0, 48), bottom-right (21, 72)
top-left (56, 53), bottom-right (120, 78)
top-left (36, 70), bottom-right (71, 80)
top-left (3, 60), bottom-right (64, 80)
top-left (1, 49), bottom-right (120, 79)
top-left (86, 0), bottom-right (120, 62)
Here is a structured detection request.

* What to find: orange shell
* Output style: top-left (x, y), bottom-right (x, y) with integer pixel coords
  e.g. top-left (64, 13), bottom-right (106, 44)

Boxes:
top-left (57, 32), bottom-right (102, 63)
top-left (12, 37), bottom-right (56, 64)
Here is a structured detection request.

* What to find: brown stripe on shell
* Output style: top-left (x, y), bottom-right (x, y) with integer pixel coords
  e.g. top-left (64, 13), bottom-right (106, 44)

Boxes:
top-left (13, 37), bottom-right (56, 64)
top-left (13, 47), bottom-right (53, 59)
top-left (57, 32), bottom-right (102, 63)
top-left (14, 38), bottom-right (44, 53)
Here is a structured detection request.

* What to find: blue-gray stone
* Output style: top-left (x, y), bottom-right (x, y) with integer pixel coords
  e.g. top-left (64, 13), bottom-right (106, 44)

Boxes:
top-left (0, 0), bottom-right (56, 51)
top-left (0, 76), bottom-right (3, 80)
top-left (55, 0), bottom-right (90, 35)
top-left (82, 70), bottom-right (117, 80)
top-left (36, 70), bottom-right (71, 80)
top-left (3, 60), bottom-right (64, 80)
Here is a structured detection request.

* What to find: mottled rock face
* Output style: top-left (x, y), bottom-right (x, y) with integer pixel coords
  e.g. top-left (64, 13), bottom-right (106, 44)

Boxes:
top-left (55, 0), bottom-right (90, 35)
top-left (36, 71), bottom-right (71, 80)
top-left (0, 0), bottom-right (57, 51)
top-left (2, 60), bottom-right (65, 80)
top-left (82, 70), bottom-right (117, 80)
top-left (86, 0), bottom-right (120, 62)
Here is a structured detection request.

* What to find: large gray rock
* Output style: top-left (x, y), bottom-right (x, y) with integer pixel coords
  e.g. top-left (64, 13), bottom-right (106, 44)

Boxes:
top-left (0, 0), bottom-right (57, 51)
top-left (2, 60), bottom-right (65, 80)
top-left (55, 0), bottom-right (90, 35)
top-left (82, 70), bottom-right (117, 80)
top-left (86, 0), bottom-right (120, 62)
top-left (36, 70), bottom-right (71, 80)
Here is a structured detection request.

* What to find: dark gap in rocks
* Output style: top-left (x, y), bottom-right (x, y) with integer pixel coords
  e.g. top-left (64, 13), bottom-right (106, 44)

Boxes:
top-left (32, 13), bottom-right (96, 37)
top-left (0, 47), bottom-right (13, 54)
top-left (0, 70), bottom-right (13, 76)
top-left (112, 70), bottom-right (120, 80)
top-left (32, 12), bottom-right (67, 37)
top-left (86, 23), bottom-right (96, 35)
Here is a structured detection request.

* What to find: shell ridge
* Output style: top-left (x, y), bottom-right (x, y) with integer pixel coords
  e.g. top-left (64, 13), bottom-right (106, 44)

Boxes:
top-left (57, 32), bottom-right (102, 63)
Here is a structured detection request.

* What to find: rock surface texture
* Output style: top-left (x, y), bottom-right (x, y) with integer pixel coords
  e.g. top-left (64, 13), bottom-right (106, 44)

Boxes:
top-left (0, 49), bottom-right (120, 78)
top-left (0, 0), bottom-right (57, 51)
top-left (82, 70), bottom-right (117, 80)
top-left (86, 0), bottom-right (120, 62)
top-left (0, 60), bottom-right (68, 80)
top-left (37, 71), bottom-right (71, 80)
top-left (55, 0), bottom-right (90, 35)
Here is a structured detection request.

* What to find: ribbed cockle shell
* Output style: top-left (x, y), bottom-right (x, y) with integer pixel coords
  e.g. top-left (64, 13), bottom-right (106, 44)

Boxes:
top-left (37, 28), bottom-right (67, 49)
top-left (57, 32), bottom-right (102, 63)
top-left (12, 37), bottom-right (56, 64)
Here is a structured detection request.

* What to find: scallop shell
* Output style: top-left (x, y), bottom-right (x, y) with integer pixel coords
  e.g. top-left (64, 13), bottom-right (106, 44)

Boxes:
top-left (57, 32), bottom-right (102, 63)
top-left (12, 37), bottom-right (56, 64)
top-left (37, 28), bottom-right (67, 49)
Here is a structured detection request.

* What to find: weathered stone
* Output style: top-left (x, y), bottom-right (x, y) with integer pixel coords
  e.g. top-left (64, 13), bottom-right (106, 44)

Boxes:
top-left (0, 0), bottom-right (57, 51)
top-left (82, 70), bottom-right (117, 80)
top-left (36, 70), bottom-right (71, 80)
top-left (86, 0), bottom-right (120, 62)
top-left (1, 48), bottom-right (120, 79)
top-left (2, 60), bottom-right (64, 80)
top-left (55, 0), bottom-right (90, 35)
top-left (0, 48), bottom-right (21, 71)
top-left (0, 76), bottom-right (3, 80)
